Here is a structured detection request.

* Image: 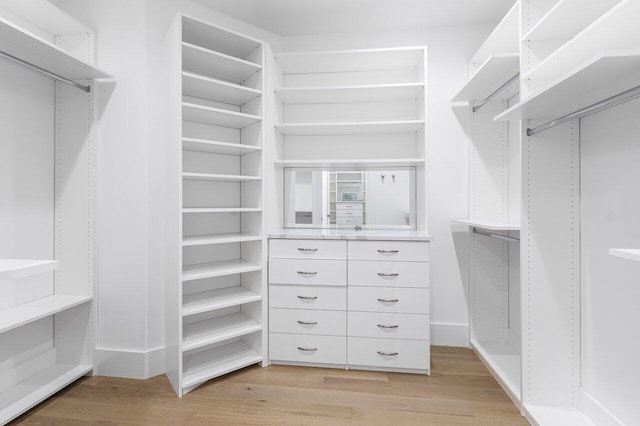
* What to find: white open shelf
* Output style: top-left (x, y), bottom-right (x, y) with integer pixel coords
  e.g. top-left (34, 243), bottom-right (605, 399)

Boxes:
top-left (275, 120), bottom-right (424, 136)
top-left (276, 83), bottom-right (424, 104)
top-left (183, 287), bottom-right (262, 317)
top-left (452, 54), bottom-right (519, 103)
top-left (609, 249), bottom-right (640, 262)
top-left (452, 219), bottom-right (520, 231)
top-left (182, 103), bottom-right (261, 128)
top-left (496, 50), bottom-right (640, 122)
top-left (524, 405), bottom-right (597, 426)
top-left (183, 233), bottom-right (262, 247)
top-left (182, 207), bottom-right (262, 214)
top-left (0, 364), bottom-right (92, 424)
top-left (182, 42), bottom-right (261, 84)
top-left (0, 295), bottom-right (93, 334)
top-left (182, 313), bottom-right (261, 352)
top-left (182, 137), bottom-right (261, 155)
top-left (0, 259), bottom-right (58, 281)
top-left (274, 159), bottom-right (425, 168)
top-left (182, 341), bottom-right (261, 390)
top-left (182, 259), bottom-right (261, 282)
top-left (0, 16), bottom-right (111, 81)
top-left (182, 72), bottom-right (261, 105)
top-left (470, 1), bottom-right (519, 68)
top-left (471, 339), bottom-right (521, 404)
top-left (182, 172), bottom-right (261, 182)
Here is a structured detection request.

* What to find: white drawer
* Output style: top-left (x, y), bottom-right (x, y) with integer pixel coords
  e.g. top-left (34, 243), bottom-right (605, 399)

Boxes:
top-left (335, 203), bottom-right (363, 210)
top-left (348, 287), bottom-right (429, 314)
top-left (348, 312), bottom-right (430, 340)
top-left (348, 241), bottom-right (430, 262)
top-left (348, 337), bottom-right (430, 371)
top-left (270, 333), bottom-right (346, 364)
top-left (269, 259), bottom-right (346, 286)
top-left (336, 216), bottom-right (363, 226)
top-left (270, 308), bottom-right (346, 336)
top-left (270, 239), bottom-right (346, 260)
top-left (269, 285), bottom-right (346, 310)
top-left (349, 261), bottom-right (429, 288)
top-left (336, 210), bottom-right (363, 218)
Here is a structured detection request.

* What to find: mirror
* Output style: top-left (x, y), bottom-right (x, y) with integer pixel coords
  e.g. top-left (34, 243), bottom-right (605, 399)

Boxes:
top-left (284, 168), bottom-right (416, 229)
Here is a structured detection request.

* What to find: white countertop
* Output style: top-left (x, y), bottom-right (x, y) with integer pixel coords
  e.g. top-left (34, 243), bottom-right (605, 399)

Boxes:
top-left (268, 228), bottom-right (433, 241)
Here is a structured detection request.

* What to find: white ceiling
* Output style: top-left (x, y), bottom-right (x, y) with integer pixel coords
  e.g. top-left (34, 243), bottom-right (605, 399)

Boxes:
top-left (193, 0), bottom-right (517, 36)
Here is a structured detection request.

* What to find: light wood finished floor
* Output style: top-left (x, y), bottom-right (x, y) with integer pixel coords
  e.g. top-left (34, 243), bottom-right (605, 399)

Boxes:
top-left (11, 347), bottom-right (528, 425)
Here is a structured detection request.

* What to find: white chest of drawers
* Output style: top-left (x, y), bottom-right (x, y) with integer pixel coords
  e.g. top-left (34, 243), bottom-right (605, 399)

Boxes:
top-left (268, 233), bottom-right (431, 374)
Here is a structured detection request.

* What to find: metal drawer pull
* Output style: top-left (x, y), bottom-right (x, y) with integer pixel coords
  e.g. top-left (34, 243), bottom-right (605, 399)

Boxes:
top-left (297, 295), bottom-right (318, 300)
top-left (297, 271), bottom-right (318, 275)
top-left (377, 298), bottom-right (399, 303)
top-left (297, 320), bottom-right (318, 325)
top-left (377, 249), bottom-right (399, 254)
top-left (297, 248), bottom-right (318, 252)
top-left (377, 324), bottom-right (399, 329)
top-left (377, 351), bottom-right (399, 356)
top-left (377, 273), bottom-right (399, 277)
top-left (297, 347), bottom-right (318, 352)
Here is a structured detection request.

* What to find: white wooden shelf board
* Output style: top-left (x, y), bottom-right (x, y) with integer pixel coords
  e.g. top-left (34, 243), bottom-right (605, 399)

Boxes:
top-left (471, 339), bottom-right (521, 404)
top-left (182, 138), bottom-right (261, 155)
top-left (182, 103), bottom-right (261, 128)
top-left (182, 16), bottom-right (261, 61)
top-left (609, 249), bottom-right (640, 262)
top-left (182, 72), bottom-right (261, 105)
top-left (182, 172), bottom-right (261, 182)
top-left (182, 259), bottom-right (261, 282)
top-left (0, 364), bottom-right (92, 425)
top-left (275, 47), bottom-right (425, 74)
top-left (182, 313), bottom-right (261, 352)
top-left (183, 233), bottom-right (262, 247)
top-left (182, 341), bottom-right (261, 389)
top-left (182, 207), bottom-right (262, 214)
top-left (496, 51), bottom-right (640, 122)
top-left (0, 259), bottom-right (58, 281)
top-left (276, 83), bottom-right (424, 104)
top-left (0, 295), bottom-right (93, 334)
top-left (182, 287), bottom-right (262, 317)
top-left (524, 404), bottom-right (597, 426)
top-left (452, 219), bottom-right (520, 231)
top-left (275, 120), bottom-right (424, 136)
top-left (452, 54), bottom-right (519, 102)
top-left (275, 159), bottom-right (425, 168)
top-left (0, 16), bottom-right (111, 81)
top-left (182, 42), bottom-right (261, 84)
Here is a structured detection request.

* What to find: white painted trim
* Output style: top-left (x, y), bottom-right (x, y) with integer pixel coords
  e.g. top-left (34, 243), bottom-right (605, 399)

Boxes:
top-left (430, 322), bottom-right (469, 347)
top-left (579, 389), bottom-right (624, 426)
top-left (94, 346), bottom-right (165, 379)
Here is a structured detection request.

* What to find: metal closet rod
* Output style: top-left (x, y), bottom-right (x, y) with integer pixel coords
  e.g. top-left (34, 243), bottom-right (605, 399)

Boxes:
top-left (0, 50), bottom-right (91, 93)
top-left (472, 227), bottom-right (520, 243)
top-left (527, 84), bottom-right (640, 136)
top-left (473, 73), bottom-right (520, 113)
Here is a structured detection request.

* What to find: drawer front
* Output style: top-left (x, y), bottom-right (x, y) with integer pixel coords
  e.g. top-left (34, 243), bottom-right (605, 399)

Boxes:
top-left (336, 203), bottom-right (363, 211)
top-left (269, 285), bottom-right (346, 310)
top-left (270, 308), bottom-right (346, 336)
top-left (270, 239), bottom-right (346, 260)
top-left (348, 337), bottom-right (430, 371)
top-left (348, 241), bottom-right (430, 262)
top-left (336, 210), bottom-right (363, 218)
top-left (270, 333), bottom-right (346, 364)
top-left (336, 216), bottom-right (363, 226)
top-left (349, 261), bottom-right (429, 288)
top-left (348, 286), bottom-right (430, 314)
top-left (269, 259), bottom-right (346, 286)
top-left (348, 312), bottom-right (430, 340)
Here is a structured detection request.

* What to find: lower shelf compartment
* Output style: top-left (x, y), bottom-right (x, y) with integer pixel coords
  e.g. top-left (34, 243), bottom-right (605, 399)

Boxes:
top-left (182, 313), bottom-right (261, 352)
top-left (0, 363), bottom-right (91, 424)
top-left (524, 404), bottom-right (597, 426)
top-left (182, 341), bottom-right (261, 390)
top-left (471, 338), bottom-right (521, 404)
top-left (0, 295), bottom-right (93, 334)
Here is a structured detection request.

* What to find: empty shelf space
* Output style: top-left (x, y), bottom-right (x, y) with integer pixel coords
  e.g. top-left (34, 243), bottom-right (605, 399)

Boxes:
top-left (182, 16), bottom-right (262, 63)
top-left (183, 233), bottom-right (262, 247)
top-left (0, 295), bottom-right (93, 334)
top-left (182, 72), bottom-right (261, 105)
top-left (182, 287), bottom-right (262, 317)
top-left (609, 249), bottom-right (640, 262)
top-left (0, 364), bottom-right (92, 425)
top-left (0, 259), bottom-right (58, 281)
top-left (452, 219), bottom-right (520, 231)
top-left (275, 158), bottom-right (425, 168)
top-left (182, 313), bottom-right (261, 352)
top-left (471, 339), bottom-right (521, 403)
top-left (182, 103), bottom-right (261, 128)
top-left (182, 42), bottom-right (261, 84)
top-left (182, 172), bottom-right (261, 182)
top-left (452, 53), bottom-right (519, 102)
top-left (182, 138), bottom-right (262, 155)
top-left (182, 207), bottom-right (262, 214)
top-left (275, 120), bottom-right (424, 136)
top-left (276, 83), bottom-right (424, 104)
top-left (182, 341), bottom-right (261, 390)
top-left (182, 259), bottom-right (261, 282)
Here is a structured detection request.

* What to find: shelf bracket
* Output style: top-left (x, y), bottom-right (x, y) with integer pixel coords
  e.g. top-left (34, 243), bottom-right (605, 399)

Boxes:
top-left (472, 227), bottom-right (519, 244)
top-left (473, 73), bottom-right (519, 113)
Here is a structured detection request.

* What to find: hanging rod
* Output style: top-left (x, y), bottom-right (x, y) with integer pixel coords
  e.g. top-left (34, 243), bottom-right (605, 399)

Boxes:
top-left (473, 73), bottom-right (520, 113)
top-left (472, 227), bottom-right (520, 243)
top-left (0, 50), bottom-right (91, 93)
top-left (527, 84), bottom-right (640, 136)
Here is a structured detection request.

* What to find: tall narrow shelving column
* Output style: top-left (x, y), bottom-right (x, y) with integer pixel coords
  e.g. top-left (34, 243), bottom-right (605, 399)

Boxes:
top-left (165, 15), bottom-right (266, 397)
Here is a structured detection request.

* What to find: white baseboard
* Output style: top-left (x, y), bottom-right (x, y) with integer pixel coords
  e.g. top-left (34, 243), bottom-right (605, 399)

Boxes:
top-left (579, 389), bottom-right (624, 426)
top-left (95, 346), bottom-right (165, 379)
top-left (430, 322), bottom-right (469, 347)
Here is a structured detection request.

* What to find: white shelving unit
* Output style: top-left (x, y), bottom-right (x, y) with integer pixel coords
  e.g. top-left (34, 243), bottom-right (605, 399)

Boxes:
top-left (165, 15), bottom-right (266, 397)
top-left (0, 2), bottom-right (112, 423)
top-left (451, 220), bottom-right (520, 231)
top-left (451, 53), bottom-right (519, 103)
